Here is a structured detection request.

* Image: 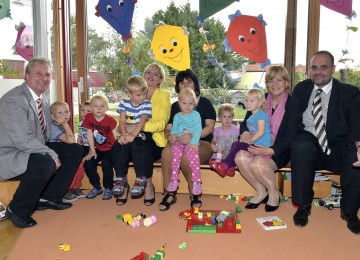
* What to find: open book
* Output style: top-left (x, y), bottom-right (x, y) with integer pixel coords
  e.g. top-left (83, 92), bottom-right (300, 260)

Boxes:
top-left (256, 216), bottom-right (287, 230)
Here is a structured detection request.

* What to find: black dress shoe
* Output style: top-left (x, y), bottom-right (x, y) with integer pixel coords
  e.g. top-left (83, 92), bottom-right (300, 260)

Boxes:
top-left (245, 195), bottom-right (268, 209)
top-left (265, 198), bottom-right (281, 212)
top-left (293, 204), bottom-right (312, 227)
top-left (5, 208), bottom-right (37, 228)
top-left (36, 200), bottom-right (72, 211)
top-left (341, 211), bottom-right (360, 235)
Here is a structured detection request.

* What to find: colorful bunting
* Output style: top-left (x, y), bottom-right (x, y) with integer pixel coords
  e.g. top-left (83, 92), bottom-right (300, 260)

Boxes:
top-left (199, 0), bottom-right (239, 20)
top-left (13, 22), bottom-right (33, 61)
top-left (321, 0), bottom-right (353, 16)
top-left (0, 0), bottom-right (11, 20)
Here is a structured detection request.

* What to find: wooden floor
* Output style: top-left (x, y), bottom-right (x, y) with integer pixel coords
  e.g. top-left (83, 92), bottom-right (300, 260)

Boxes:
top-left (0, 220), bottom-right (22, 260)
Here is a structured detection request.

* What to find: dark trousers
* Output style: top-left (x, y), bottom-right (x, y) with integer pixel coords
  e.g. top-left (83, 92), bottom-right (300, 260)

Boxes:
top-left (9, 142), bottom-right (83, 217)
top-left (112, 135), bottom-right (153, 179)
top-left (84, 149), bottom-right (114, 190)
top-left (290, 133), bottom-right (360, 214)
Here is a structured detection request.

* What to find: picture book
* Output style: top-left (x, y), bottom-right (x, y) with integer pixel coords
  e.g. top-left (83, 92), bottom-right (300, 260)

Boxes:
top-left (256, 216), bottom-right (287, 230)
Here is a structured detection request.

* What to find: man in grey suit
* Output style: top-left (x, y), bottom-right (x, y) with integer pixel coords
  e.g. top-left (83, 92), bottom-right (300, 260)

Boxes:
top-left (291, 51), bottom-right (360, 235)
top-left (0, 57), bottom-right (83, 228)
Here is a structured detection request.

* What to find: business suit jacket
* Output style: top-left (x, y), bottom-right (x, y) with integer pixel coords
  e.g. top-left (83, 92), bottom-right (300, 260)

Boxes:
top-left (293, 78), bottom-right (360, 154)
top-left (240, 94), bottom-right (302, 168)
top-left (0, 83), bottom-right (58, 180)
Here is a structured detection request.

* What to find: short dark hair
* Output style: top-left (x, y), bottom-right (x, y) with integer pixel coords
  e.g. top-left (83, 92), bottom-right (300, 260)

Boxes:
top-left (312, 50), bottom-right (335, 66)
top-left (175, 69), bottom-right (200, 96)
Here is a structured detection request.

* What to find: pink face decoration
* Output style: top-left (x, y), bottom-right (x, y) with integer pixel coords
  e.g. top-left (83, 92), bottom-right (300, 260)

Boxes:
top-left (14, 23), bottom-right (33, 61)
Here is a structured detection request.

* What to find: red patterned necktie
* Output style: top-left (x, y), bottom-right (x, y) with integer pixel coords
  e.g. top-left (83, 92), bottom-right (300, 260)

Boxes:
top-left (36, 98), bottom-right (46, 135)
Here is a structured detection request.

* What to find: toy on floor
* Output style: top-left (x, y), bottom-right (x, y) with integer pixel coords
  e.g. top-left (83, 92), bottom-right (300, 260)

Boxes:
top-left (58, 243), bottom-right (70, 251)
top-left (319, 192), bottom-right (342, 210)
top-left (117, 212), bottom-right (157, 227)
top-left (178, 242), bottom-right (187, 249)
top-left (179, 208), bottom-right (241, 234)
top-left (130, 244), bottom-right (166, 260)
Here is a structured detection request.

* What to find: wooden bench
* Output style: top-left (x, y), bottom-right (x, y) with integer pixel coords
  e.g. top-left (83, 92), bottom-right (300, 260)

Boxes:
top-left (0, 180), bottom-right (20, 206)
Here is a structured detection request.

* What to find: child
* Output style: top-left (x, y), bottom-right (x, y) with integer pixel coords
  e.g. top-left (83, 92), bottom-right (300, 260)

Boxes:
top-left (166, 88), bottom-right (202, 195)
top-left (209, 104), bottom-right (240, 177)
top-left (83, 95), bottom-right (117, 200)
top-left (63, 101), bottom-right (92, 202)
top-left (49, 101), bottom-right (75, 144)
top-left (213, 89), bottom-right (272, 176)
top-left (112, 76), bottom-right (152, 205)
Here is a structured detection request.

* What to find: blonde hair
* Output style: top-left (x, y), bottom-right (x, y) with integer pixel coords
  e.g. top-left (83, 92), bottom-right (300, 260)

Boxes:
top-left (50, 101), bottom-right (69, 114)
top-left (245, 88), bottom-right (267, 110)
top-left (90, 95), bottom-right (109, 107)
top-left (265, 65), bottom-right (290, 92)
top-left (127, 76), bottom-right (148, 93)
top-left (178, 87), bottom-right (197, 105)
top-left (218, 103), bottom-right (235, 118)
top-left (144, 63), bottom-right (166, 86)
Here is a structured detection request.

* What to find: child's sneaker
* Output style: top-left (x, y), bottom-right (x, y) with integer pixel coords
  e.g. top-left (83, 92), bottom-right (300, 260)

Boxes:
top-left (102, 189), bottom-right (113, 200)
top-left (192, 181), bottom-right (202, 195)
top-left (63, 191), bottom-right (78, 202)
top-left (71, 188), bottom-right (86, 199)
top-left (86, 187), bottom-right (103, 199)
top-left (112, 177), bottom-right (127, 195)
top-left (130, 177), bottom-right (147, 197)
top-left (0, 201), bottom-right (6, 221)
top-left (166, 179), bottom-right (179, 192)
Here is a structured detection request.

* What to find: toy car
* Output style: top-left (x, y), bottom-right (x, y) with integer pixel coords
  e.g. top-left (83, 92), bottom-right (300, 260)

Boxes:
top-left (318, 193), bottom-right (342, 210)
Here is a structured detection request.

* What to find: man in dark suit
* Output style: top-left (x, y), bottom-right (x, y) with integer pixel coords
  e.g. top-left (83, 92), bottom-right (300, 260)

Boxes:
top-left (291, 50), bottom-right (360, 235)
top-left (0, 58), bottom-right (83, 228)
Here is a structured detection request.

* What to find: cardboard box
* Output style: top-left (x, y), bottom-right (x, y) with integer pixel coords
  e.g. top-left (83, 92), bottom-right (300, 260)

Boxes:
top-left (281, 174), bottom-right (341, 198)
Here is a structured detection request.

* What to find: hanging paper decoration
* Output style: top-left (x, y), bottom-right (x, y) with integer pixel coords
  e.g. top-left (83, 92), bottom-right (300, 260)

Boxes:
top-left (95, 0), bottom-right (136, 41)
top-left (320, 0), bottom-right (352, 16)
top-left (13, 22), bottom-right (33, 61)
top-left (223, 10), bottom-right (270, 65)
top-left (199, 0), bottom-right (239, 20)
top-left (149, 22), bottom-right (190, 71)
top-left (203, 43), bottom-right (215, 52)
top-left (0, 0), bottom-right (11, 20)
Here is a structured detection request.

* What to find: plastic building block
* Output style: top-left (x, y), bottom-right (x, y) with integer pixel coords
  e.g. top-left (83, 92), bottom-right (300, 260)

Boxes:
top-left (116, 215), bottom-right (123, 220)
top-left (178, 242), bottom-right (187, 249)
top-left (143, 216), bottom-right (157, 227)
top-left (184, 209), bottom-right (241, 234)
top-left (235, 206), bottom-right (242, 213)
top-left (58, 243), bottom-right (70, 251)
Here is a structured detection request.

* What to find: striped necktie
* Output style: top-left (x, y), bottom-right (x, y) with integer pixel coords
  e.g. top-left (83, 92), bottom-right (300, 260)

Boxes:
top-left (312, 89), bottom-right (330, 155)
top-left (36, 98), bottom-right (46, 135)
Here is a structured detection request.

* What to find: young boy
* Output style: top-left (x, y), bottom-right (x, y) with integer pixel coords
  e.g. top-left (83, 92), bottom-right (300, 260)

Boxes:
top-left (112, 76), bottom-right (152, 205)
top-left (63, 101), bottom-right (92, 202)
top-left (49, 101), bottom-right (76, 144)
top-left (83, 95), bottom-right (117, 200)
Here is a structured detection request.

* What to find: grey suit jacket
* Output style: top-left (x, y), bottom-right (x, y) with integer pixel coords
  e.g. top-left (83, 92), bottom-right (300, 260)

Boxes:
top-left (0, 82), bottom-right (58, 180)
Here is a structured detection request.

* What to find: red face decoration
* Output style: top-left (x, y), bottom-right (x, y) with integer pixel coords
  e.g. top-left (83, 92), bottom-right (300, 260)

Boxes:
top-left (226, 14), bottom-right (268, 63)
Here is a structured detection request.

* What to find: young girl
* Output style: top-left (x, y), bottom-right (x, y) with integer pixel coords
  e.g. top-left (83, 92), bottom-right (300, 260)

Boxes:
top-left (166, 88), bottom-right (203, 195)
top-left (213, 89), bottom-right (272, 175)
top-left (83, 95), bottom-right (117, 200)
top-left (209, 104), bottom-right (240, 177)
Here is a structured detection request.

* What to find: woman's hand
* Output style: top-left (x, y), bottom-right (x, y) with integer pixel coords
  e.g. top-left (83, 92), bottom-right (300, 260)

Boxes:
top-left (240, 131), bottom-right (252, 144)
top-left (247, 145), bottom-right (274, 156)
top-left (353, 149), bottom-right (360, 167)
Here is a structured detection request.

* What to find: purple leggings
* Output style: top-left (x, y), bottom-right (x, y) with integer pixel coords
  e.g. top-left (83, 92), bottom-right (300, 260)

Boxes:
top-left (222, 141), bottom-right (250, 169)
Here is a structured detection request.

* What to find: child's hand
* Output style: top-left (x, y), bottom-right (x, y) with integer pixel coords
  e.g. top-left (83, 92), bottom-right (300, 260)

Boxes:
top-left (240, 132), bottom-right (252, 144)
top-left (126, 134), bottom-right (135, 143)
top-left (211, 143), bottom-right (218, 153)
top-left (118, 135), bottom-right (128, 144)
top-left (85, 150), bottom-right (97, 161)
top-left (189, 144), bottom-right (198, 152)
top-left (179, 133), bottom-right (192, 144)
top-left (53, 117), bottom-right (68, 127)
top-left (168, 134), bottom-right (178, 144)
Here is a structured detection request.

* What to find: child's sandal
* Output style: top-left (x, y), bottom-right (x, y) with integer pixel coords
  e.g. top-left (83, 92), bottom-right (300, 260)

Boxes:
top-left (190, 195), bottom-right (202, 208)
top-left (112, 177), bottom-right (127, 195)
top-left (130, 177), bottom-right (147, 197)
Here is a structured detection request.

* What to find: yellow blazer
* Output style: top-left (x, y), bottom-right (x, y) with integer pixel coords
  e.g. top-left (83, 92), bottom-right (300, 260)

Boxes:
top-left (143, 88), bottom-right (171, 147)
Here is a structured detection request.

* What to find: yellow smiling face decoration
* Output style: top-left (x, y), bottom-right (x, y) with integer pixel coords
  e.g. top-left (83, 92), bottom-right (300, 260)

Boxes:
top-left (150, 23), bottom-right (190, 71)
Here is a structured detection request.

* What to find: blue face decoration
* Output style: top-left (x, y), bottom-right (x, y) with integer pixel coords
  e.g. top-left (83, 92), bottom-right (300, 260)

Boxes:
top-left (95, 0), bottom-right (136, 41)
